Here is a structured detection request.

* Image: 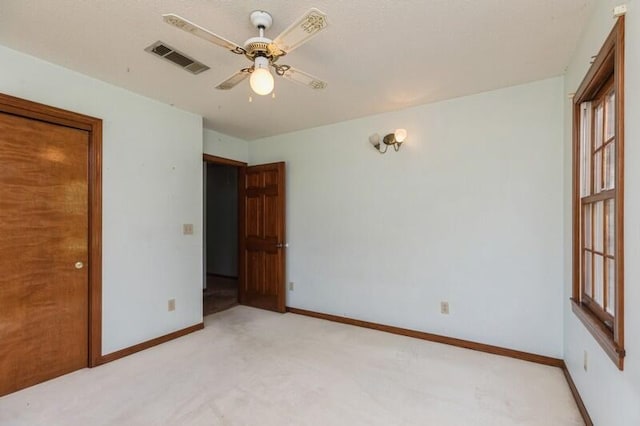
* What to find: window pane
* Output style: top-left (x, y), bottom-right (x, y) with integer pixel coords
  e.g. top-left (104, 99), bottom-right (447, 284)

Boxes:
top-left (594, 151), bottom-right (602, 193)
top-left (584, 251), bottom-right (592, 297)
top-left (584, 204), bottom-right (592, 249)
top-left (594, 201), bottom-right (603, 252)
top-left (607, 258), bottom-right (615, 315)
top-left (604, 142), bottom-right (615, 190)
top-left (594, 254), bottom-right (604, 306)
top-left (580, 103), bottom-right (592, 196)
top-left (605, 91), bottom-right (615, 140)
top-left (594, 103), bottom-right (604, 150)
top-left (606, 199), bottom-right (615, 255)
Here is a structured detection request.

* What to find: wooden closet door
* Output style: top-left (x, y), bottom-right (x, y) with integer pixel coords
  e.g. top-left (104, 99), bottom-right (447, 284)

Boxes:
top-left (0, 112), bottom-right (89, 396)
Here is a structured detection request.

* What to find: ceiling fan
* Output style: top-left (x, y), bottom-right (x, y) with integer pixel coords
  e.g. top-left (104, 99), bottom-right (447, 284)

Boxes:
top-left (162, 8), bottom-right (329, 96)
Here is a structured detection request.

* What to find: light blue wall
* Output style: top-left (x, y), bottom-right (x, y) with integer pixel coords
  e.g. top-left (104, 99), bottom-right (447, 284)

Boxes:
top-left (250, 77), bottom-right (565, 358)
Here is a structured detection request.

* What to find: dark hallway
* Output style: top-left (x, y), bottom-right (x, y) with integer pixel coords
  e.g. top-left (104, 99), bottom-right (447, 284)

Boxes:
top-left (204, 162), bottom-right (239, 316)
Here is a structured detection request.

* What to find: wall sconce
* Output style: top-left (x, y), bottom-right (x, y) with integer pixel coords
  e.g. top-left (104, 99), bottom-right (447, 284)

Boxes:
top-left (369, 129), bottom-right (407, 154)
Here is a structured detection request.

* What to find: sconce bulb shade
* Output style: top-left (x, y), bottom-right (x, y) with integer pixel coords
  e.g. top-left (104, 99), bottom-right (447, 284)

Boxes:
top-left (369, 134), bottom-right (381, 147)
top-left (394, 128), bottom-right (407, 143)
top-left (250, 68), bottom-right (274, 96)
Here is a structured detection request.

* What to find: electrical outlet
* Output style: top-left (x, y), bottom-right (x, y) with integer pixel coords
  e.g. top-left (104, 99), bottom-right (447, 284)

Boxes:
top-left (289, 282), bottom-right (294, 291)
top-left (168, 298), bottom-right (176, 312)
top-left (440, 301), bottom-right (450, 315)
top-left (584, 350), bottom-right (588, 371)
top-left (183, 224), bottom-right (194, 235)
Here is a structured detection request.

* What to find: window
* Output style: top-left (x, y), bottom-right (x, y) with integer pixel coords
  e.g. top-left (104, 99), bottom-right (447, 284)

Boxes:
top-left (572, 17), bottom-right (625, 369)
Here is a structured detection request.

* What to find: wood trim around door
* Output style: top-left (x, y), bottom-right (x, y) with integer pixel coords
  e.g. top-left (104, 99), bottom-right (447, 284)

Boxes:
top-left (203, 153), bottom-right (247, 167)
top-left (0, 93), bottom-right (103, 367)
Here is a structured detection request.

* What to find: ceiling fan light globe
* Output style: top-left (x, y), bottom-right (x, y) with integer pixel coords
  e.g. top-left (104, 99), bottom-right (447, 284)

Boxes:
top-left (250, 68), bottom-right (274, 95)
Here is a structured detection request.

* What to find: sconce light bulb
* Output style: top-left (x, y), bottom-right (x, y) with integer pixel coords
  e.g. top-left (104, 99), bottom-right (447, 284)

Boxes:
top-left (394, 128), bottom-right (407, 143)
top-left (369, 133), bottom-right (381, 148)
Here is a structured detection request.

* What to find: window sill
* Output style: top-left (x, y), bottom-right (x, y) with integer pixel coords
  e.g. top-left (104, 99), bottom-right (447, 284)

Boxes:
top-left (571, 299), bottom-right (625, 370)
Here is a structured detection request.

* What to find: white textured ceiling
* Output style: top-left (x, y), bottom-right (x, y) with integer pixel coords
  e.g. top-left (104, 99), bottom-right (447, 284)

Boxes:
top-left (0, 0), bottom-right (594, 140)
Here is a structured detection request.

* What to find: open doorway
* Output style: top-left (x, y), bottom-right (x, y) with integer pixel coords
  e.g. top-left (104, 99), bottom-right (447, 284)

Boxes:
top-left (203, 154), bottom-right (245, 316)
top-left (203, 154), bottom-right (287, 315)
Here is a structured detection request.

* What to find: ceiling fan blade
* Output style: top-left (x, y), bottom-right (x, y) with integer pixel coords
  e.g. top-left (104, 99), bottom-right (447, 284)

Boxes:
top-left (282, 67), bottom-right (327, 90)
top-left (272, 8), bottom-right (328, 53)
top-left (162, 14), bottom-right (245, 55)
top-left (215, 69), bottom-right (250, 90)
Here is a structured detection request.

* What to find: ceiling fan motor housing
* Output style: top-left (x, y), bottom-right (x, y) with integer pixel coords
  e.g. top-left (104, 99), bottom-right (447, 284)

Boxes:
top-left (244, 37), bottom-right (272, 58)
top-left (245, 11), bottom-right (284, 62)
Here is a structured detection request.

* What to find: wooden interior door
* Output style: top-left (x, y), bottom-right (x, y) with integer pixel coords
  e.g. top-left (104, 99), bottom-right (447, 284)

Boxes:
top-left (0, 112), bottom-right (89, 396)
top-left (240, 162), bottom-right (286, 312)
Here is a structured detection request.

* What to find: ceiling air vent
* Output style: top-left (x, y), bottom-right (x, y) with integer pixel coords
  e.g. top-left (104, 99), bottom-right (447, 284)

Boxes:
top-left (145, 41), bottom-right (210, 75)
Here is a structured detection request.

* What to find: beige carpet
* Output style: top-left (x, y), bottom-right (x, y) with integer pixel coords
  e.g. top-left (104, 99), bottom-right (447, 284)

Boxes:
top-left (0, 306), bottom-right (582, 425)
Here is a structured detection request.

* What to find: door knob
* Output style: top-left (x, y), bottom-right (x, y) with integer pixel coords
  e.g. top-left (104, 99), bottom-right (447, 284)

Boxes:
top-left (276, 243), bottom-right (289, 248)
top-left (75, 262), bottom-right (84, 269)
